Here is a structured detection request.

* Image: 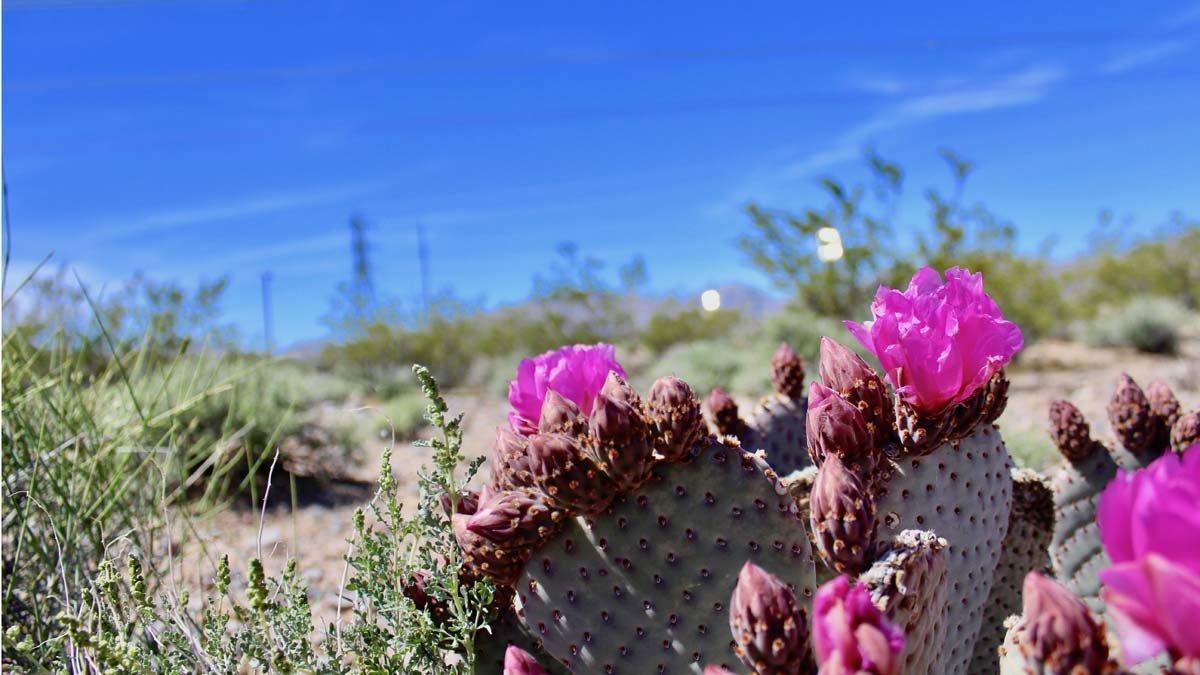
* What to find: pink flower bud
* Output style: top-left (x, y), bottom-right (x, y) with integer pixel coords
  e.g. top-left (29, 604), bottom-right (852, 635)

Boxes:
top-left (813, 575), bottom-right (904, 675)
top-left (818, 337), bottom-right (895, 448)
top-left (589, 393), bottom-right (655, 490)
top-left (770, 342), bottom-right (806, 399)
top-left (1007, 572), bottom-right (1112, 672)
top-left (1107, 373), bottom-right (1167, 459)
top-left (806, 382), bottom-right (872, 467)
top-left (706, 387), bottom-right (746, 438)
top-left (1047, 400), bottom-right (1097, 463)
top-left (810, 454), bottom-right (877, 575)
top-left (729, 561), bottom-right (811, 673)
top-left (538, 389), bottom-right (587, 435)
top-left (646, 376), bottom-right (705, 462)
top-left (503, 645), bottom-right (548, 675)
top-left (527, 433), bottom-right (617, 515)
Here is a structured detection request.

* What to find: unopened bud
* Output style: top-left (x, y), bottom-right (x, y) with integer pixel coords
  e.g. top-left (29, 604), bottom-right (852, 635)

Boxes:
top-left (646, 376), bottom-right (705, 462)
top-left (819, 337), bottom-right (895, 447)
top-left (729, 561), bottom-right (811, 674)
top-left (1048, 400), bottom-right (1096, 463)
top-left (770, 342), bottom-right (806, 399)
top-left (810, 454), bottom-right (877, 575)
top-left (538, 389), bottom-right (587, 436)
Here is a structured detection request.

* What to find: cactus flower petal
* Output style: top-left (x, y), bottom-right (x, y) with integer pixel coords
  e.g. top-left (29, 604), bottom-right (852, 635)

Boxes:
top-left (845, 266), bottom-right (1022, 416)
top-left (1097, 445), bottom-right (1200, 662)
top-left (813, 575), bottom-right (904, 675)
top-left (503, 645), bottom-right (548, 675)
top-left (508, 343), bottom-right (625, 435)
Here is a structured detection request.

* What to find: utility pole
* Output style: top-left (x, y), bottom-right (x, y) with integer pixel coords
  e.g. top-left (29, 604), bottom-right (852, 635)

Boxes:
top-left (416, 222), bottom-right (431, 325)
top-left (260, 272), bottom-right (274, 355)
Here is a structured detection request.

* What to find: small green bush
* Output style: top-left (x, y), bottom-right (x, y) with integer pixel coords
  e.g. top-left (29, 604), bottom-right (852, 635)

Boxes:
top-left (1075, 296), bottom-right (1190, 355)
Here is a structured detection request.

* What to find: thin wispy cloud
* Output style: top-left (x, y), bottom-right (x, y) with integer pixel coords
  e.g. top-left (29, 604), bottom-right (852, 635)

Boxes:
top-left (56, 179), bottom-right (393, 245)
top-left (1100, 39), bottom-right (1191, 75)
top-left (722, 63), bottom-right (1067, 209)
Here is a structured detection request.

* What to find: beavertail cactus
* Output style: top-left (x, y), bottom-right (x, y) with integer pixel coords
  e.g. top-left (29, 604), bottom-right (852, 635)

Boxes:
top-left (971, 469), bottom-right (1054, 674)
top-left (998, 571), bottom-right (1116, 675)
top-left (471, 352), bottom-right (818, 673)
top-left (1047, 375), bottom-right (1196, 612)
top-left (705, 343), bottom-right (812, 476)
top-left (805, 266), bottom-right (1023, 675)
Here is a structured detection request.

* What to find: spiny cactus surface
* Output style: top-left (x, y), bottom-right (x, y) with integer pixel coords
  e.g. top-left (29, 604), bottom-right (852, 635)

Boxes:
top-left (970, 468), bottom-right (1054, 674)
top-left (874, 424), bottom-right (1014, 675)
top-left (514, 439), bottom-right (816, 673)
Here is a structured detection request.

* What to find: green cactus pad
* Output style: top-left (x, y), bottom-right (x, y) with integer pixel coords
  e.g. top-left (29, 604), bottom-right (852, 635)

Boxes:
top-left (1049, 446), bottom-right (1119, 611)
top-left (874, 425), bottom-right (1013, 675)
top-left (745, 394), bottom-right (812, 476)
top-left (513, 439), bottom-right (816, 674)
top-left (971, 469), bottom-right (1054, 675)
top-left (862, 529), bottom-right (949, 675)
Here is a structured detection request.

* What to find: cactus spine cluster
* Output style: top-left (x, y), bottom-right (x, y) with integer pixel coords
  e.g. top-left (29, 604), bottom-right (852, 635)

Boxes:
top-left (1047, 374), bottom-right (1197, 612)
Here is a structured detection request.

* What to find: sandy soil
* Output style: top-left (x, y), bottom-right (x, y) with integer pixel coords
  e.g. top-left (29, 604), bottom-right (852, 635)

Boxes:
top-left (171, 339), bottom-right (1198, 627)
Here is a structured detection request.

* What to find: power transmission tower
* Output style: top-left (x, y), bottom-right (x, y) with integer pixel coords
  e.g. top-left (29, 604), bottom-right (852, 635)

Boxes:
top-left (260, 272), bottom-right (274, 355)
top-left (349, 215), bottom-right (375, 323)
top-left (416, 222), bottom-right (431, 325)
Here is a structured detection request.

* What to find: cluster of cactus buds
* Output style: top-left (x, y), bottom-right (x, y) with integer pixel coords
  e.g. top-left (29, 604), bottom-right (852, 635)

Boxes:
top-left (1046, 373), bottom-right (1198, 612)
top-left (705, 342), bottom-right (813, 475)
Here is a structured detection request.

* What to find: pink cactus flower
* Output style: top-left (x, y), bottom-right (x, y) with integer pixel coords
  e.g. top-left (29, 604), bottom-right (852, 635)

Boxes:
top-left (813, 575), bottom-right (904, 675)
top-left (845, 267), bottom-right (1023, 415)
top-left (507, 343), bottom-right (625, 435)
top-left (1097, 443), bottom-right (1200, 664)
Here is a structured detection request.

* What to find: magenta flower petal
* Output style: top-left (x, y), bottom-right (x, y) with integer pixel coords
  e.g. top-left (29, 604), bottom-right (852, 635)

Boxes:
top-left (506, 343), bottom-right (625, 436)
top-left (813, 575), bottom-right (904, 675)
top-left (1098, 446), bottom-right (1200, 662)
top-left (847, 267), bottom-right (1022, 415)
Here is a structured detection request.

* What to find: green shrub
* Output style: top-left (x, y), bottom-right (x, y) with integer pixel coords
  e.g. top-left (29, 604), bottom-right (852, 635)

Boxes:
top-left (1075, 296), bottom-right (1190, 355)
top-left (16, 368), bottom-right (501, 673)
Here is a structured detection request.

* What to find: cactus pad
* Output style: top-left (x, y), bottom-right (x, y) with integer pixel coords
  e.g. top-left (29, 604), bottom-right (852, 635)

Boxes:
top-left (861, 529), bottom-right (949, 675)
top-left (513, 439), bottom-right (816, 674)
top-left (874, 425), bottom-right (1014, 675)
top-left (970, 468), bottom-right (1054, 674)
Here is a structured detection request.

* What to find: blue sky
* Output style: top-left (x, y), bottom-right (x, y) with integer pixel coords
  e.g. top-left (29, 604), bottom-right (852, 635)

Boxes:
top-left (4, 1), bottom-right (1200, 346)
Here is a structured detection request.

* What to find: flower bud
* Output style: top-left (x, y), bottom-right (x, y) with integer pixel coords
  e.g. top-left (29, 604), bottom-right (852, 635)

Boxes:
top-left (1146, 379), bottom-right (1182, 429)
top-left (453, 513), bottom-right (529, 587)
top-left (491, 426), bottom-right (537, 491)
top-left (1172, 410), bottom-right (1200, 453)
top-left (527, 433), bottom-right (617, 515)
top-left (1108, 373), bottom-right (1167, 459)
top-left (538, 389), bottom-right (587, 436)
top-left (600, 370), bottom-right (642, 407)
top-left (1048, 400), bottom-right (1097, 463)
top-left (806, 382), bottom-right (873, 468)
top-left (706, 387), bottom-right (746, 438)
top-left (810, 454), bottom-right (877, 575)
top-left (440, 487), bottom-right (480, 517)
top-left (1003, 571), bottom-right (1112, 674)
top-left (770, 342), bottom-right (806, 399)
top-left (503, 645), bottom-right (548, 675)
top-left (729, 561), bottom-right (811, 674)
top-left (645, 376), bottom-right (705, 463)
top-left (818, 337), bottom-right (895, 448)
top-left (813, 575), bottom-right (904, 675)
top-left (589, 394), bottom-right (655, 490)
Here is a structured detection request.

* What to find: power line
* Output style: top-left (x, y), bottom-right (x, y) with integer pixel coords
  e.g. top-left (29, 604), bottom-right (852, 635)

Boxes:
top-left (7, 28), bottom-right (1198, 93)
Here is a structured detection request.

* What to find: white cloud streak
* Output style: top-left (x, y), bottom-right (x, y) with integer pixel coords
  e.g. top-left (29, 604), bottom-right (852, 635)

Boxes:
top-left (1100, 40), bottom-right (1191, 75)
